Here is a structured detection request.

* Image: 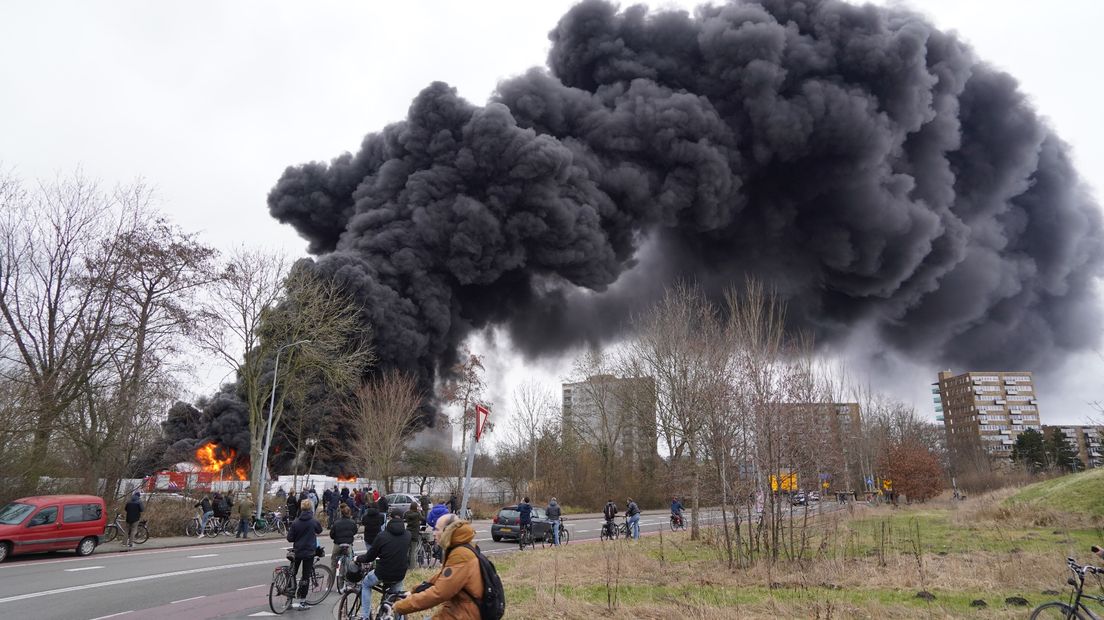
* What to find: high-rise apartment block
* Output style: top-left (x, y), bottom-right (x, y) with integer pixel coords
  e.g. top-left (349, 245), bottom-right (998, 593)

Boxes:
top-left (562, 374), bottom-right (658, 469)
top-left (1041, 425), bottom-right (1104, 469)
top-left (934, 370), bottom-right (1041, 470)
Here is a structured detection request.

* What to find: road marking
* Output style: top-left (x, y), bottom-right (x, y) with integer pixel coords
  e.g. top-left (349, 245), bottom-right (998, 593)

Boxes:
top-left (64, 566), bottom-right (104, 572)
top-left (248, 613), bottom-right (277, 617)
top-left (0, 537), bottom-right (289, 570)
top-left (237, 584), bottom-right (266, 591)
top-left (171, 595), bottom-right (207, 604)
top-left (187, 553), bottom-right (218, 558)
top-left (0, 558), bottom-right (281, 604)
top-left (89, 612), bottom-right (132, 620)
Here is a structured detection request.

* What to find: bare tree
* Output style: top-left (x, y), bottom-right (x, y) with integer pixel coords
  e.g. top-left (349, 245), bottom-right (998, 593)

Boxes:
top-left (339, 370), bottom-right (423, 492)
top-left (441, 353), bottom-right (486, 489)
top-left (508, 379), bottom-right (556, 488)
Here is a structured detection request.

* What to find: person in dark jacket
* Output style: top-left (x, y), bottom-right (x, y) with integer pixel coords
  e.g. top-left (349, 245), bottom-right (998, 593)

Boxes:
top-left (328, 504), bottom-right (358, 569)
top-left (286, 490), bottom-right (299, 520)
top-left (546, 497), bottom-right (562, 546)
top-left (195, 495), bottom-right (213, 538)
top-left (376, 493), bottom-right (389, 516)
top-left (518, 496), bottom-right (533, 534)
top-left (361, 501), bottom-right (384, 545)
top-left (355, 509), bottom-right (411, 619)
top-left (404, 502), bottom-right (425, 567)
top-left (322, 488), bottom-right (334, 524)
top-left (124, 491), bottom-right (144, 548)
top-left (447, 494), bottom-right (458, 513)
top-left (286, 499), bottom-right (323, 610)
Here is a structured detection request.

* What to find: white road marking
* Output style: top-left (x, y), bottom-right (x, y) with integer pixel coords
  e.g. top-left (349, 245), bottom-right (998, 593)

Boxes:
top-left (237, 584), bottom-right (266, 591)
top-left (186, 553), bottom-right (218, 558)
top-left (0, 537), bottom-right (289, 570)
top-left (64, 566), bottom-right (104, 572)
top-left (170, 595), bottom-right (206, 604)
top-left (248, 613), bottom-right (277, 617)
top-left (0, 558), bottom-right (281, 604)
top-left (89, 612), bottom-right (133, 620)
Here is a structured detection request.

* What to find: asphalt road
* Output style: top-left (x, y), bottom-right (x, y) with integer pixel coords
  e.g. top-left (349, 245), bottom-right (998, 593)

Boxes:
top-left (0, 504), bottom-right (842, 619)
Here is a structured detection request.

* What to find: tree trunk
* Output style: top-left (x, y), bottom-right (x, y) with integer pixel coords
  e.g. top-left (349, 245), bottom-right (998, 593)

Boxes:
top-left (689, 442), bottom-right (700, 541)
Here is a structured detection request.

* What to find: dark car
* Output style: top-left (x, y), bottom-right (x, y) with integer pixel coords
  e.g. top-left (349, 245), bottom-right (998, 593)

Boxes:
top-left (491, 505), bottom-right (551, 542)
top-left (791, 492), bottom-right (807, 506)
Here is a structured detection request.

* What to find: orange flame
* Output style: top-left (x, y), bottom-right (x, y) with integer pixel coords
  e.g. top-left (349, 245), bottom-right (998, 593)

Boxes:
top-left (336, 474), bottom-right (357, 482)
top-left (195, 442), bottom-right (249, 480)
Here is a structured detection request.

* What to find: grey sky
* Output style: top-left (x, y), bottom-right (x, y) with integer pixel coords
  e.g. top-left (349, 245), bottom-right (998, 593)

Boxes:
top-left (2, 0), bottom-right (1101, 440)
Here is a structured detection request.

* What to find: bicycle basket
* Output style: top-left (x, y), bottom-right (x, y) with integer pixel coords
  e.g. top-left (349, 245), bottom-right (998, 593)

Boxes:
top-left (344, 562), bottom-right (365, 584)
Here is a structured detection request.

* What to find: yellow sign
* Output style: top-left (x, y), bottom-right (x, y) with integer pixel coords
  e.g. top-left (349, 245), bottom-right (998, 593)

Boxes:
top-left (821, 481), bottom-right (830, 489)
top-left (882, 479), bottom-right (893, 491)
top-left (770, 472), bottom-right (798, 492)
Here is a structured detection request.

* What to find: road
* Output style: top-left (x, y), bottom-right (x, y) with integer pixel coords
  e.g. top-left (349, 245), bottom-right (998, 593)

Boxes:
top-left (0, 503), bottom-right (843, 619)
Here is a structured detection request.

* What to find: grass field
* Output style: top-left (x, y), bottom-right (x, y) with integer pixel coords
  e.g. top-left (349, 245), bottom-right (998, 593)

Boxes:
top-left (397, 472), bottom-right (1104, 618)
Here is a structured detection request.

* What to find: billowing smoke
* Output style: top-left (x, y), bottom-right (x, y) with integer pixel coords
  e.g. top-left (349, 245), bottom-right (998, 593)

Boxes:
top-left (269, 0), bottom-right (1102, 385)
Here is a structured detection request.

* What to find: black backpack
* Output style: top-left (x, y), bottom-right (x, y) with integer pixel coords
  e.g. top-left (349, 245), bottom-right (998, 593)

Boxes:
top-left (460, 543), bottom-right (505, 620)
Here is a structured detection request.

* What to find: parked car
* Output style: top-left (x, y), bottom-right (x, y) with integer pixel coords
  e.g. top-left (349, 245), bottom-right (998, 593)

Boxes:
top-left (491, 505), bottom-right (551, 542)
top-left (790, 492), bottom-right (807, 506)
top-left (383, 493), bottom-right (422, 515)
top-left (808, 491), bottom-right (821, 502)
top-left (0, 494), bottom-right (106, 562)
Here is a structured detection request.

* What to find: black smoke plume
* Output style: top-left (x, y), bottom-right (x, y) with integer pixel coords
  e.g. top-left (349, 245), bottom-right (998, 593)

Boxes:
top-left (269, 0), bottom-right (1102, 386)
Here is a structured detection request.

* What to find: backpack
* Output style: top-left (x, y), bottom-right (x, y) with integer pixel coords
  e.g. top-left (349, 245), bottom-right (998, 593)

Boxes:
top-left (460, 543), bottom-right (505, 620)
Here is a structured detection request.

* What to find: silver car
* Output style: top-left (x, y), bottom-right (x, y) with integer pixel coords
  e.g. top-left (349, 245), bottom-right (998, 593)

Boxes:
top-left (383, 493), bottom-right (422, 514)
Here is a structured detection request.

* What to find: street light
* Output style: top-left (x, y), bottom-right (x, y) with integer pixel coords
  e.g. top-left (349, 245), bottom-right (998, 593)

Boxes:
top-left (256, 339), bottom-right (310, 519)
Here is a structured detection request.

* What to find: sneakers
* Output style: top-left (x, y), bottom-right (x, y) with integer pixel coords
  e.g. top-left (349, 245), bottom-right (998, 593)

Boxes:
top-left (293, 600), bottom-right (310, 610)
top-left (196, 533), bottom-right (205, 538)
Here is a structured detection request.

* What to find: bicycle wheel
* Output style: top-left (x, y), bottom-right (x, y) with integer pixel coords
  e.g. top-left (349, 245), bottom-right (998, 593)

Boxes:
top-left (337, 590), bottom-right (360, 620)
top-left (133, 524), bottom-right (150, 544)
top-left (204, 519), bottom-right (220, 537)
top-left (185, 519), bottom-right (197, 537)
top-left (1030, 602), bottom-right (1087, 619)
top-left (541, 530), bottom-right (551, 549)
top-left (416, 545), bottom-right (427, 568)
top-left (304, 563), bottom-right (333, 605)
top-left (560, 526), bottom-right (570, 545)
top-left (102, 524), bottom-right (119, 543)
top-left (268, 569), bottom-right (292, 615)
top-left (332, 556), bottom-right (346, 593)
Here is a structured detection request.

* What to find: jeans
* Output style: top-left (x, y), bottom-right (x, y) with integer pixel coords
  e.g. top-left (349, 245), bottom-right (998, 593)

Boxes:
top-left (550, 519), bottom-right (560, 545)
top-left (236, 517), bottom-right (250, 538)
top-left (361, 569), bottom-right (403, 619)
top-left (125, 521), bottom-right (137, 546)
top-left (629, 513), bottom-right (640, 540)
top-left (199, 510), bottom-right (213, 530)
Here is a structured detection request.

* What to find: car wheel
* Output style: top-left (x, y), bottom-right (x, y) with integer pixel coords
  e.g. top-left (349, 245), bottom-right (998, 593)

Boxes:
top-left (0, 542), bottom-right (9, 563)
top-left (491, 535), bottom-right (501, 542)
top-left (76, 536), bottom-right (97, 557)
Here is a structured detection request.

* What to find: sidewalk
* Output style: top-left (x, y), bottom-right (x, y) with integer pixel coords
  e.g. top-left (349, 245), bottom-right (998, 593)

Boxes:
top-left (97, 532), bottom-right (277, 554)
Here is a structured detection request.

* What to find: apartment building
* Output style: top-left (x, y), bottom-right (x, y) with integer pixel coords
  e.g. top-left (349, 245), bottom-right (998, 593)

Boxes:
top-left (934, 370), bottom-right (1041, 470)
top-left (562, 374), bottom-right (658, 469)
top-left (1041, 425), bottom-right (1104, 469)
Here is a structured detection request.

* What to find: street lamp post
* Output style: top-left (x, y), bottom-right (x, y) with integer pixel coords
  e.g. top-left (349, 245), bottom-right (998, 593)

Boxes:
top-left (256, 339), bottom-right (310, 520)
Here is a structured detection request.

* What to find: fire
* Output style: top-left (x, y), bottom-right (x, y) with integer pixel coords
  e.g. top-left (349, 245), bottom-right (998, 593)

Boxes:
top-left (336, 474), bottom-right (357, 482)
top-left (194, 442), bottom-right (249, 480)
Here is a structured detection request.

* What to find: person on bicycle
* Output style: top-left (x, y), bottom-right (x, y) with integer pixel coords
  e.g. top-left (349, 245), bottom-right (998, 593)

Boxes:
top-left (235, 492), bottom-right (254, 538)
top-left (404, 502), bottom-right (425, 568)
top-left (361, 500), bottom-right (384, 546)
top-left (546, 496), bottom-right (562, 546)
top-left (626, 498), bottom-right (641, 540)
top-left (287, 498), bottom-right (323, 610)
top-left (355, 508), bottom-right (411, 619)
top-left (603, 498), bottom-right (618, 537)
top-left (670, 496), bottom-right (684, 527)
top-left (394, 513), bottom-right (483, 619)
top-left (329, 504), bottom-right (358, 570)
top-left (194, 494), bottom-right (213, 538)
top-left (518, 496), bottom-right (533, 537)
top-left (124, 490), bottom-right (144, 548)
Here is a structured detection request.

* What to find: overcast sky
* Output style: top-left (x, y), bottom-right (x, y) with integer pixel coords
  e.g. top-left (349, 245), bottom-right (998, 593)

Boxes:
top-left (2, 0), bottom-right (1101, 445)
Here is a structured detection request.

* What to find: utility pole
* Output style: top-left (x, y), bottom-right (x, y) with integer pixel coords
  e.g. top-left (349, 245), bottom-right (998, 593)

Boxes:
top-left (459, 404), bottom-right (489, 519)
top-left (255, 339), bottom-right (310, 520)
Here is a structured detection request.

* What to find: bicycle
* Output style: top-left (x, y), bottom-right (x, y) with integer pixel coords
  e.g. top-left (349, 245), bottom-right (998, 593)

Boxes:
top-left (268, 548), bottom-right (334, 614)
top-left (670, 512), bottom-right (686, 532)
top-left (416, 529), bottom-right (439, 568)
top-left (185, 513), bottom-right (204, 537)
top-left (600, 518), bottom-right (619, 541)
top-left (518, 522), bottom-right (535, 550)
top-left (1031, 553), bottom-right (1104, 619)
top-left (331, 543), bottom-right (355, 593)
top-left (336, 563), bottom-right (408, 620)
top-left (557, 520), bottom-right (570, 545)
top-left (618, 515), bottom-right (632, 539)
top-left (102, 513), bottom-right (149, 544)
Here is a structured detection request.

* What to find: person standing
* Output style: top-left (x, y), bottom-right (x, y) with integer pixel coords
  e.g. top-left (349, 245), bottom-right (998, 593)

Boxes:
top-left (627, 498), bottom-right (641, 540)
top-left (124, 491), bottom-right (144, 548)
top-left (376, 492), bottom-right (389, 517)
top-left (404, 502), bottom-right (424, 567)
top-left (546, 497), bottom-right (562, 546)
top-left (286, 489), bottom-right (300, 520)
top-left (235, 493), bottom-right (255, 538)
top-left (195, 495), bottom-right (213, 538)
top-left (446, 493), bottom-right (458, 514)
top-left (287, 498), bottom-right (323, 610)
top-left (361, 501), bottom-right (384, 546)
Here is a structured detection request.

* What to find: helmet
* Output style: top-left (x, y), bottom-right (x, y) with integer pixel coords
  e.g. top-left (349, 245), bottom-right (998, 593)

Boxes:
top-left (344, 561), bottom-right (365, 584)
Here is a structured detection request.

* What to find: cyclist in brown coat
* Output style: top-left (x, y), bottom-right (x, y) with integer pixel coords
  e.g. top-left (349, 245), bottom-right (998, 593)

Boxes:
top-left (393, 514), bottom-right (481, 619)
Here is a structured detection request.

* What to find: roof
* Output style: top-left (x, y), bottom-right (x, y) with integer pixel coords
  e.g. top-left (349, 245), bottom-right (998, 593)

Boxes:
top-left (12, 495), bottom-right (105, 505)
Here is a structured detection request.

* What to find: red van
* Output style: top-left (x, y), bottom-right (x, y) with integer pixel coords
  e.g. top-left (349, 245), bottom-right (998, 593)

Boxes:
top-left (0, 494), bottom-right (107, 562)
